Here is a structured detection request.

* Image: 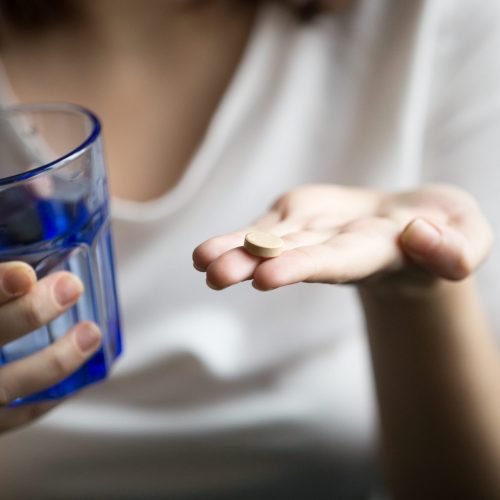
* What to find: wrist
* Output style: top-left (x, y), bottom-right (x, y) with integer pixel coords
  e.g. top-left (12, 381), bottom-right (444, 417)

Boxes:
top-left (357, 270), bottom-right (468, 305)
top-left (358, 276), bottom-right (482, 350)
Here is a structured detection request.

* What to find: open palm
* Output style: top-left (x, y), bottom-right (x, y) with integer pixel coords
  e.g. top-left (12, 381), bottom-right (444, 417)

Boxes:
top-left (193, 184), bottom-right (493, 291)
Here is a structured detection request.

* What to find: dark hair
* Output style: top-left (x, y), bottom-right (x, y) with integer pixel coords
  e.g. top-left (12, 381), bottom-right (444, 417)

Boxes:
top-left (0, 0), bottom-right (323, 32)
top-left (0, 0), bottom-right (78, 32)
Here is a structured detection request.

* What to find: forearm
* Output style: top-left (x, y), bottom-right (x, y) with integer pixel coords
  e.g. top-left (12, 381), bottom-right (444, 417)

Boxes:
top-left (359, 278), bottom-right (500, 500)
top-left (193, 182), bottom-right (498, 495)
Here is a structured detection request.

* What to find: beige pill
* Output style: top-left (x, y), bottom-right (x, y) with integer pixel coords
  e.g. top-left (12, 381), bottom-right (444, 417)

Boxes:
top-left (244, 231), bottom-right (283, 258)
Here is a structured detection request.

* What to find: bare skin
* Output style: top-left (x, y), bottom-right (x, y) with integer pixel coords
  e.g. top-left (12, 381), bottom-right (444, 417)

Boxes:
top-left (193, 184), bottom-right (500, 499)
top-left (0, 0), bottom-right (257, 431)
top-left (2, 2), bottom-right (500, 499)
top-left (0, 263), bottom-right (102, 429)
top-left (0, 0), bottom-right (258, 201)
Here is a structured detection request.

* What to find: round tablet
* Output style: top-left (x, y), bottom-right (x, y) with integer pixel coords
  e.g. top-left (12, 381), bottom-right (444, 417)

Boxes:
top-left (244, 231), bottom-right (283, 258)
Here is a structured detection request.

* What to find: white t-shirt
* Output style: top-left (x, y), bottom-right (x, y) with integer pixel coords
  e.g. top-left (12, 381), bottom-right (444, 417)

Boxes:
top-left (0, 0), bottom-right (499, 498)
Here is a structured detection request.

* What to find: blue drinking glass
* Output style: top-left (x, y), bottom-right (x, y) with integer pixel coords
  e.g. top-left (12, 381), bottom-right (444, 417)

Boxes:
top-left (0, 103), bottom-right (122, 405)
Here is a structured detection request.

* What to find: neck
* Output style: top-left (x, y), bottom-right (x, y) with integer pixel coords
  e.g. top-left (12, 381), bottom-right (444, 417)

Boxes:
top-left (0, 1), bottom-right (257, 56)
top-left (81, 1), bottom-right (249, 54)
top-left (0, 0), bottom-right (259, 201)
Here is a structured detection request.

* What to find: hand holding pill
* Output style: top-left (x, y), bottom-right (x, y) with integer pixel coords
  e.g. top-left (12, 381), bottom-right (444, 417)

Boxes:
top-left (193, 184), bottom-right (492, 291)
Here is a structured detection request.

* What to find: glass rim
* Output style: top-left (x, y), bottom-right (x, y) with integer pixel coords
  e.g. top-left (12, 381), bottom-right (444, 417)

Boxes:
top-left (0, 102), bottom-right (101, 187)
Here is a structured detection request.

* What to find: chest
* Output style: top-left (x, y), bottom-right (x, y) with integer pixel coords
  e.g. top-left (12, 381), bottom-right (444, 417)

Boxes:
top-left (0, 5), bottom-right (257, 201)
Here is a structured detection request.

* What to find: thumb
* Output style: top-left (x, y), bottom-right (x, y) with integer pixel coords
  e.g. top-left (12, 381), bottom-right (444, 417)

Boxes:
top-left (400, 218), bottom-right (485, 281)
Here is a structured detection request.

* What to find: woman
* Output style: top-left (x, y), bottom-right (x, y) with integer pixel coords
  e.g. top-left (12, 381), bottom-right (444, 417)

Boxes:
top-left (0, 0), bottom-right (499, 498)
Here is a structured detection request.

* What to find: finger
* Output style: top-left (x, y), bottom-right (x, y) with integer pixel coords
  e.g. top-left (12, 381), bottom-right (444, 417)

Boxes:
top-left (0, 262), bottom-right (36, 305)
top-left (28, 175), bottom-right (55, 199)
top-left (193, 231), bottom-right (248, 272)
top-left (193, 220), bottom-right (297, 272)
top-left (400, 217), bottom-right (493, 280)
top-left (0, 401), bottom-right (59, 434)
top-left (205, 247), bottom-right (258, 289)
top-left (253, 224), bottom-right (401, 290)
top-left (0, 271), bottom-right (83, 345)
top-left (205, 231), bottom-right (331, 290)
top-left (251, 209), bottom-right (282, 229)
top-left (254, 215), bottom-right (303, 237)
top-left (0, 321), bottom-right (101, 406)
top-left (192, 214), bottom-right (298, 272)
top-left (449, 206), bottom-right (494, 266)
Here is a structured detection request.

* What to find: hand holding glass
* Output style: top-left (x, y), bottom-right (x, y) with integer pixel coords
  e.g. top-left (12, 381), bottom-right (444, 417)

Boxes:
top-left (0, 104), bottom-right (122, 406)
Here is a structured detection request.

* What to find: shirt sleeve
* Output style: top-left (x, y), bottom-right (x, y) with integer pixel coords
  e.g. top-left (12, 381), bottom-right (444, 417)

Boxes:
top-left (422, 0), bottom-right (500, 336)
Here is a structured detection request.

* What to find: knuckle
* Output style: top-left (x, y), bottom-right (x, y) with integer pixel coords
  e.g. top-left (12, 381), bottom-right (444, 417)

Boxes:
top-left (24, 294), bottom-right (46, 330)
top-left (49, 347), bottom-right (73, 380)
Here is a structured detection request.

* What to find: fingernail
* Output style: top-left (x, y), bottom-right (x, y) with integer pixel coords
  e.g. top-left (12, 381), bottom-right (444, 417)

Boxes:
top-left (3, 266), bottom-right (34, 296)
top-left (402, 218), bottom-right (440, 254)
top-left (54, 275), bottom-right (84, 307)
top-left (75, 323), bottom-right (101, 353)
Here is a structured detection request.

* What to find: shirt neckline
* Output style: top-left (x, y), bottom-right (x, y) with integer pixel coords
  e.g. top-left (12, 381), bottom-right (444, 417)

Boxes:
top-left (0, 3), bottom-right (288, 223)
